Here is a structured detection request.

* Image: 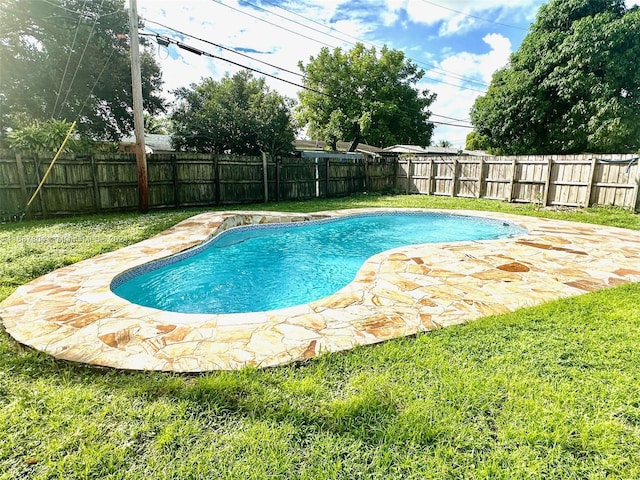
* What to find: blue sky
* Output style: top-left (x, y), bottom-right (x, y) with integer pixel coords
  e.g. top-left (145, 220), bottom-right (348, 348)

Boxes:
top-left (137, 0), bottom-right (640, 148)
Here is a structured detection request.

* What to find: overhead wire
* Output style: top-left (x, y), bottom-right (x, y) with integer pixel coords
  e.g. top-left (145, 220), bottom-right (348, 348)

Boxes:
top-left (77, 47), bottom-right (117, 118)
top-left (209, 0), bottom-right (487, 93)
top-left (250, 0), bottom-right (491, 89)
top-left (52, 0), bottom-right (88, 117)
top-left (417, 0), bottom-right (528, 31)
top-left (141, 33), bottom-right (333, 98)
top-left (55, 0), bottom-right (106, 119)
top-left (145, 33), bottom-right (474, 131)
top-left (209, 0), bottom-right (338, 49)
top-left (142, 18), bottom-right (305, 79)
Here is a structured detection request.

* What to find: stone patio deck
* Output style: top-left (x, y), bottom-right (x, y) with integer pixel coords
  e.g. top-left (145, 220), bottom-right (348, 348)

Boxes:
top-left (1, 208), bottom-right (639, 372)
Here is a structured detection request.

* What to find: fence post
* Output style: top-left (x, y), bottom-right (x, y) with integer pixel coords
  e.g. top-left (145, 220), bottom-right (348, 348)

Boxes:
top-left (477, 157), bottom-right (485, 198)
top-left (213, 155), bottom-right (220, 205)
top-left (90, 154), bottom-right (101, 212)
top-left (427, 158), bottom-right (434, 195)
top-left (171, 154), bottom-right (179, 208)
top-left (275, 157), bottom-right (281, 202)
top-left (450, 157), bottom-right (458, 197)
top-left (14, 152), bottom-right (28, 204)
top-left (584, 156), bottom-right (598, 208)
top-left (406, 158), bottom-right (412, 194)
top-left (542, 157), bottom-right (553, 207)
top-left (631, 158), bottom-right (640, 212)
top-left (364, 157), bottom-right (369, 193)
top-left (262, 151), bottom-right (268, 203)
top-left (325, 157), bottom-right (331, 198)
top-left (34, 153), bottom-right (48, 217)
top-left (507, 157), bottom-right (517, 202)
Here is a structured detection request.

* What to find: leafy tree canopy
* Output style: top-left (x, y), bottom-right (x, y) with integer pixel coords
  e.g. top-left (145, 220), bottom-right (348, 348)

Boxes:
top-left (471, 0), bottom-right (640, 154)
top-left (170, 70), bottom-right (297, 156)
top-left (296, 43), bottom-right (436, 151)
top-left (0, 0), bottom-right (165, 143)
top-left (8, 119), bottom-right (76, 152)
top-left (465, 131), bottom-right (491, 151)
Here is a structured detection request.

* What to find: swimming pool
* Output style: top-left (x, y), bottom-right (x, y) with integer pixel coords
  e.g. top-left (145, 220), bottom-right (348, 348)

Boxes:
top-left (112, 212), bottom-right (526, 314)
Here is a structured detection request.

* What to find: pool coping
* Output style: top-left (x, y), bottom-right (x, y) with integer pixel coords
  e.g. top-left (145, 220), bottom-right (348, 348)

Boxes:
top-left (1, 208), bottom-right (640, 372)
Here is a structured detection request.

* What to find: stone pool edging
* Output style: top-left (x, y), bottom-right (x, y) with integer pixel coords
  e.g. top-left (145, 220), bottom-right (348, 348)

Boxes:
top-left (1, 208), bottom-right (640, 372)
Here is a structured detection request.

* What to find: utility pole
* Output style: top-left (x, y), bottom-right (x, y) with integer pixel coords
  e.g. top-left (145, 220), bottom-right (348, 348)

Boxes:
top-left (128, 0), bottom-right (148, 212)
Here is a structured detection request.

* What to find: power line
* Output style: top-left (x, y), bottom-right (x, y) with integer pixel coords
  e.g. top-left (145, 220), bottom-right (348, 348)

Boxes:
top-left (145, 34), bottom-right (332, 98)
top-left (78, 47), bottom-right (117, 118)
top-left (210, 0), bottom-right (487, 93)
top-left (141, 18), bottom-right (305, 79)
top-left (210, 0), bottom-right (339, 50)
top-left (52, 0), bottom-right (89, 117)
top-left (56, 0), bottom-right (106, 119)
top-left (254, 0), bottom-right (490, 89)
top-left (418, 0), bottom-right (528, 31)
top-left (430, 120), bottom-right (474, 129)
top-left (147, 34), bottom-right (475, 131)
top-left (431, 113), bottom-right (472, 124)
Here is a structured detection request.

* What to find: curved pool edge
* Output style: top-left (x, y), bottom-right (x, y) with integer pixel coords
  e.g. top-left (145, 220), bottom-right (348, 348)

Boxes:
top-left (1, 208), bottom-right (640, 372)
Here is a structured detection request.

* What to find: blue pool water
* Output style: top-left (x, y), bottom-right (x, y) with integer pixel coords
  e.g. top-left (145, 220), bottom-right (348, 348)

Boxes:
top-left (112, 212), bottom-right (526, 314)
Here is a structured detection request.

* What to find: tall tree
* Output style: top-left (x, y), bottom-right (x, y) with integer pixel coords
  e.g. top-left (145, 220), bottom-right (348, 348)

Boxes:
top-left (297, 43), bottom-right (436, 151)
top-left (170, 70), bottom-right (297, 156)
top-left (471, 0), bottom-right (640, 154)
top-left (0, 0), bottom-right (165, 142)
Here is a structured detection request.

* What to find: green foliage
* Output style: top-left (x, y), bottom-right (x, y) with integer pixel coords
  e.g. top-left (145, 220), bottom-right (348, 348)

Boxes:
top-left (170, 70), bottom-right (297, 156)
top-left (0, 0), bottom-right (166, 141)
top-left (1, 199), bottom-right (640, 478)
top-left (297, 43), bottom-right (436, 150)
top-left (465, 131), bottom-right (491, 151)
top-left (7, 119), bottom-right (78, 152)
top-left (144, 115), bottom-right (172, 135)
top-left (471, 0), bottom-right (640, 154)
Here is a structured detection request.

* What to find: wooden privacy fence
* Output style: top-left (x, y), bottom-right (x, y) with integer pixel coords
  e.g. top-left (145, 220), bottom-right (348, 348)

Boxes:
top-left (0, 150), bottom-right (396, 218)
top-left (396, 154), bottom-right (640, 211)
top-left (3, 150), bottom-right (639, 219)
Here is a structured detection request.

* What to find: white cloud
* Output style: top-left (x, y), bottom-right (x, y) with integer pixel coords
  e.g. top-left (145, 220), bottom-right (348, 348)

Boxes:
top-left (385, 0), bottom-right (542, 35)
top-left (425, 33), bottom-right (512, 147)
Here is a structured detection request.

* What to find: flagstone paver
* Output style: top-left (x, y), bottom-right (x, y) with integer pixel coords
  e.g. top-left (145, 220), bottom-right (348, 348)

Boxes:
top-left (1, 208), bottom-right (640, 372)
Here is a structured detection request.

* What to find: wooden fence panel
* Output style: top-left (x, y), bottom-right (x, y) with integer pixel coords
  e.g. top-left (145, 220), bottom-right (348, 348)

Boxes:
top-left (512, 158), bottom-right (547, 203)
top-left (329, 160), bottom-right (355, 197)
top-left (395, 153), bottom-right (639, 211)
top-left (0, 151), bottom-right (27, 217)
top-left (94, 154), bottom-right (138, 211)
top-left (396, 159), bottom-right (410, 193)
top-left (278, 158), bottom-right (317, 201)
top-left (458, 159), bottom-right (481, 198)
top-left (548, 159), bottom-right (590, 207)
top-left (432, 158), bottom-right (454, 196)
top-left (410, 160), bottom-right (432, 194)
top-left (3, 149), bottom-right (639, 219)
top-left (218, 156), bottom-right (263, 204)
top-left (592, 157), bottom-right (638, 208)
top-left (366, 160), bottom-right (395, 193)
top-left (147, 154), bottom-right (175, 208)
top-left (483, 159), bottom-right (512, 200)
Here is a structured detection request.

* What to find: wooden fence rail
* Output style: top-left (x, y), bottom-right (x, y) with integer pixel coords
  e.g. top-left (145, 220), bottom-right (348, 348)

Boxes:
top-left (396, 154), bottom-right (640, 211)
top-left (0, 151), bottom-right (397, 219)
top-left (2, 150), bottom-right (638, 219)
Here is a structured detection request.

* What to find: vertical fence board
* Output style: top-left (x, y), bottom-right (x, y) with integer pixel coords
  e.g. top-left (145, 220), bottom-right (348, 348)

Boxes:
top-left (2, 150), bottom-right (639, 219)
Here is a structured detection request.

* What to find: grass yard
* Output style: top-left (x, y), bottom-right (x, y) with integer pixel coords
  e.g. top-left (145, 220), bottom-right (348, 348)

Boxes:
top-left (1, 194), bottom-right (639, 479)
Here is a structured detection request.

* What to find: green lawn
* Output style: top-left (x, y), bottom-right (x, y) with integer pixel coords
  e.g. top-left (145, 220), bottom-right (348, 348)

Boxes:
top-left (1, 195), bottom-right (639, 479)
